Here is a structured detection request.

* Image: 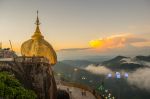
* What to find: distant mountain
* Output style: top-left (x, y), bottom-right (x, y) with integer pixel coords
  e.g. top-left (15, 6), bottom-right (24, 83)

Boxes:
top-left (102, 55), bottom-right (150, 71)
top-left (60, 60), bottom-right (98, 68)
top-left (102, 56), bottom-right (127, 64)
top-left (53, 61), bottom-right (81, 75)
top-left (53, 55), bottom-right (150, 99)
top-left (135, 55), bottom-right (150, 62)
top-left (54, 61), bottom-right (90, 76)
top-left (82, 55), bottom-right (113, 62)
top-left (56, 55), bottom-right (150, 71)
top-left (53, 62), bottom-right (101, 82)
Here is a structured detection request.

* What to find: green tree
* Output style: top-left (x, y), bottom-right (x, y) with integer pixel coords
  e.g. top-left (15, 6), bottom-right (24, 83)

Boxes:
top-left (0, 72), bottom-right (37, 99)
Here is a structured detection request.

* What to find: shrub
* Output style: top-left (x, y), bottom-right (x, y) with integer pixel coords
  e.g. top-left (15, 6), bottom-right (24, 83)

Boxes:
top-left (0, 72), bottom-right (37, 99)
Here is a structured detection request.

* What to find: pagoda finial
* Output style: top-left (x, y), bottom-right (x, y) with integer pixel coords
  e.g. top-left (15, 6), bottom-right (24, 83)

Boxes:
top-left (35, 10), bottom-right (40, 25)
top-left (32, 11), bottom-right (44, 39)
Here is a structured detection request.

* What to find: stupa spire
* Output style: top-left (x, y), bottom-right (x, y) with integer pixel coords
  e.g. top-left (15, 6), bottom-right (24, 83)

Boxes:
top-left (35, 10), bottom-right (40, 26)
top-left (32, 10), bottom-right (43, 39)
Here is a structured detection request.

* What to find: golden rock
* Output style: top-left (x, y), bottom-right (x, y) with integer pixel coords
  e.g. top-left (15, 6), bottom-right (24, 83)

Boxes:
top-left (21, 11), bottom-right (57, 65)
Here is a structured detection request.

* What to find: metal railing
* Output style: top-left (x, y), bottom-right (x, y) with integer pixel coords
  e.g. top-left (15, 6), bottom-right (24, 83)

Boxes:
top-left (0, 56), bottom-right (50, 64)
top-left (14, 56), bottom-right (50, 64)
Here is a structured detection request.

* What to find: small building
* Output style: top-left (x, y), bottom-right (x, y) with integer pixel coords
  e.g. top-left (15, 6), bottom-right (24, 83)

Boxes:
top-left (0, 48), bottom-right (17, 58)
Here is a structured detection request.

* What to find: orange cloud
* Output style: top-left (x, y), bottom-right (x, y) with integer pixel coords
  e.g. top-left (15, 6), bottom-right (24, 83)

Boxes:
top-left (89, 34), bottom-right (128, 49)
top-left (131, 41), bottom-right (150, 47)
top-left (89, 33), bottom-right (149, 50)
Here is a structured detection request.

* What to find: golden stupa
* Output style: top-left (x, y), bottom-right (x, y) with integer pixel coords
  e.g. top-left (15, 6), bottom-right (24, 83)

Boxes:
top-left (21, 11), bottom-right (57, 65)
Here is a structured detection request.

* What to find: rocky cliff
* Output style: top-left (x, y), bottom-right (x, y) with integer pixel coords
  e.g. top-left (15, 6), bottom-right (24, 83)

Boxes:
top-left (0, 59), bottom-right (57, 99)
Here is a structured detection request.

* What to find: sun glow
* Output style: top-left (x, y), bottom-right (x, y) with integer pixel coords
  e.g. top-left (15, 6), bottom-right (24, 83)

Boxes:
top-left (89, 40), bottom-right (103, 48)
top-left (89, 34), bottom-right (130, 49)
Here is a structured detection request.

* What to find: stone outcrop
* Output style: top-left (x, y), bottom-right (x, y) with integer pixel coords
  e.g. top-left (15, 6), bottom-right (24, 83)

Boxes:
top-left (0, 58), bottom-right (57, 99)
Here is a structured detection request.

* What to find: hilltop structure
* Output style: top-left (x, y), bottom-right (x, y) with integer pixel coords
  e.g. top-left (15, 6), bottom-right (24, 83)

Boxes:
top-left (0, 12), bottom-right (102, 99)
top-left (0, 12), bottom-right (58, 99)
top-left (21, 11), bottom-right (57, 65)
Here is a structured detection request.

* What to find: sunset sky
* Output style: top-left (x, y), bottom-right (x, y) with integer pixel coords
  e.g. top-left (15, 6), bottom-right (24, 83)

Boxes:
top-left (0, 0), bottom-right (150, 60)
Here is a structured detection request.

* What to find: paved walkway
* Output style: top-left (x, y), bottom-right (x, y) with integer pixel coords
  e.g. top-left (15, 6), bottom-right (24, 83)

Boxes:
top-left (57, 85), bottom-right (96, 99)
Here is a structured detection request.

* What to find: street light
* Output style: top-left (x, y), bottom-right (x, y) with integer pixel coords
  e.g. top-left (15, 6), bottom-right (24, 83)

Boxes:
top-left (81, 76), bottom-right (87, 80)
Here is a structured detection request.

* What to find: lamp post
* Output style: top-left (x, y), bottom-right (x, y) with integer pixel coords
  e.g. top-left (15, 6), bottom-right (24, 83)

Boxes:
top-left (96, 72), bottom-right (127, 99)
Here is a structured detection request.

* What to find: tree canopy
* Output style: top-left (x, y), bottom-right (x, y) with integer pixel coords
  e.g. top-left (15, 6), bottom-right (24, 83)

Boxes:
top-left (0, 71), bottom-right (37, 99)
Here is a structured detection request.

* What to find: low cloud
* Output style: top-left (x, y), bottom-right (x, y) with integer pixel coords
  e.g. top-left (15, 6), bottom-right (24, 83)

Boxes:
top-left (85, 64), bottom-right (150, 91)
top-left (128, 68), bottom-right (150, 91)
top-left (85, 64), bottom-right (113, 75)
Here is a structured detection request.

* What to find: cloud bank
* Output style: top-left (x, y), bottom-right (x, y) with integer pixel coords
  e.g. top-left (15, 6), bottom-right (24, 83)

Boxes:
top-left (85, 64), bottom-right (113, 75)
top-left (128, 68), bottom-right (150, 91)
top-left (85, 64), bottom-right (150, 91)
top-left (89, 33), bottom-right (150, 49)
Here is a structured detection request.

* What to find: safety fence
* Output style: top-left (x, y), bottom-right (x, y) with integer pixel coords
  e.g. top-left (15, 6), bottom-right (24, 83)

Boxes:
top-left (14, 56), bottom-right (49, 64)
